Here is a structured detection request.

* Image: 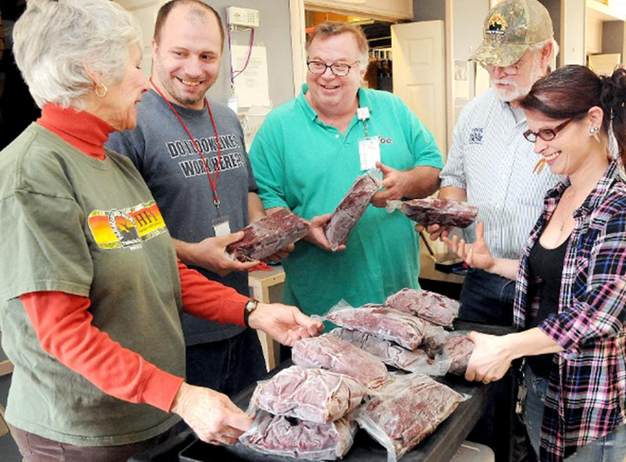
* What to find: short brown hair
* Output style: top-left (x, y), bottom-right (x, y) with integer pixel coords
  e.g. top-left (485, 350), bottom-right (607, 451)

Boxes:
top-left (306, 21), bottom-right (369, 70)
top-left (154, 0), bottom-right (224, 47)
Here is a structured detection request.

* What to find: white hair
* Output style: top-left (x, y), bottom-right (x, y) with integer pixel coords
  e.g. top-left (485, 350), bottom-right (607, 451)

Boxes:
top-left (12, 0), bottom-right (142, 110)
top-left (529, 38), bottom-right (560, 65)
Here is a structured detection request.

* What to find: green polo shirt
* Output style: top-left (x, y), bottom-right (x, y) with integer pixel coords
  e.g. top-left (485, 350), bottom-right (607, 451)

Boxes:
top-left (250, 86), bottom-right (443, 316)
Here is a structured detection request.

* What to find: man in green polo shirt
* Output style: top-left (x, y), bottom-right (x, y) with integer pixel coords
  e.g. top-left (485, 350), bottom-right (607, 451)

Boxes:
top-left (250, 21), bottom-right (443, 317)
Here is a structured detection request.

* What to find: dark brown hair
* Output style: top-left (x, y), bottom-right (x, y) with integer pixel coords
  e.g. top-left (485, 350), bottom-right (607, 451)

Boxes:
top-left (154, 0), bottom-right (224, 47)
top-left (520, 65), bottom-right (626, 163)
top-left (306, 21), bottom-right (369, 70)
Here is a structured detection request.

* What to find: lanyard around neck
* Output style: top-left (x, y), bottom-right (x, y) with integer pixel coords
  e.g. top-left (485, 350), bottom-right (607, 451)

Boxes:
top-left (150, 79), bottom-right (223, 209)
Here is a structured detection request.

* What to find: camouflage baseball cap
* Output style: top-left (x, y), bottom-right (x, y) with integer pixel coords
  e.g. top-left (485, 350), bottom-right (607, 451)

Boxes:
top-left (470, 0), bottom-right (554, 68)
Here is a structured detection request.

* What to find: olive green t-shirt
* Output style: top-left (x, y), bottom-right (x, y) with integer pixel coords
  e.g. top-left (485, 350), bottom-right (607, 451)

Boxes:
top-left (0, 124), bottom-right (184, 446)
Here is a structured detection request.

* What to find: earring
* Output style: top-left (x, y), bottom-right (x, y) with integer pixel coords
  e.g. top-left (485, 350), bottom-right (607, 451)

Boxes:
top-left (95, 83), bottom-right (108, 98)
top-left (590, 126), bottom-right (600, 143)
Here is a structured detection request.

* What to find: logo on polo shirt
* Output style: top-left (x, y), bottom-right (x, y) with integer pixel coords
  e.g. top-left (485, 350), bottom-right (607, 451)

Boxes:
top-left (469, 128), bottom-right (484, 145)
top-left (88, 201), bottom-right (167, 250)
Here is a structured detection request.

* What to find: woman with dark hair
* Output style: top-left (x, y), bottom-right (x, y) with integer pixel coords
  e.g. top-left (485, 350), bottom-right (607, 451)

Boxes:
top-left (444, 65), bottom-right (626, 461)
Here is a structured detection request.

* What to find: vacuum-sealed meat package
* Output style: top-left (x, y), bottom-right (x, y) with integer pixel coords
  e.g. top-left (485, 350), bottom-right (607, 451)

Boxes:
top-left (325, 306), bottom-right (427, 350)
top-left (226, 208), bottom-right (310, 262)
top-left (387, 198), bottom-right (477, 228)
top-left (443, 331), bottom-right (474, 376)
top-left (250, 366), bottom-right (366, 423)
top-left (240, 411), bottom-right (357, 460)
top-left (356, 374), bottom-right (466, 462)
top-left (292, 334), bottom-right (389, 390)
top-left (330, 328), bottom-right (450, 376)
top-left (386, 288), bottom-right (460, 328)
top-left (325, 173), bottom-right (381, 251)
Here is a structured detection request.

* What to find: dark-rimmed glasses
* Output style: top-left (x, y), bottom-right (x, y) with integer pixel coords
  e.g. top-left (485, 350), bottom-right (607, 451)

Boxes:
top-left (306, 60), bottom-right (359, 76)
top-left (523, 119), bottom-right (572, 142)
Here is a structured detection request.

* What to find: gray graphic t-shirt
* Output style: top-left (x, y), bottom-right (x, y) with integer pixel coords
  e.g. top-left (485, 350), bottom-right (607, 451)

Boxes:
top-left (107, 90), bottom-right (256, 344)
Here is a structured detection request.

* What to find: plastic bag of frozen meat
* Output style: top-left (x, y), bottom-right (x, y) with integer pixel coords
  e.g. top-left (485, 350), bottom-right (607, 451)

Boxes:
top-left (330, 328), bottom-right (451, 376)
top-left (386, 288), bottom-right (460, 328)
top-left (249, 365), bottom-right (366, 423)
top-left (226, 208), bottom-right (310, 262)
top-left (239, 410), bottom-right (357, 460)
top-left (356, 373), bottom-right (466, 462)
top-left (322, 301), bottom-right (428, 350)
top-left (324, 169), bottom-right (382, 251)
top-left (442, 331), bottom-right (475, 376)
top-left (386, 198), bottom-right (477, 228)
top-left (292, 334), bottom-right (389, 390)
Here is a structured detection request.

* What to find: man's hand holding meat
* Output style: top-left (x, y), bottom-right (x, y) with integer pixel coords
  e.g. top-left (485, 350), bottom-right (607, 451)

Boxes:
top-left (175, 232), bottom-right (259, 277)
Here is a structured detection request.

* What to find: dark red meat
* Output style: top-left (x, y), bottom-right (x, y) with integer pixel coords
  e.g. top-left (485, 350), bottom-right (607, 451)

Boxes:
top-left (292, 334), bottom-right (389, 390)
top-left (386, 288), bottom-right (460, 328)
top-left (330, 328), bottom-right (435, 372)
top-left (325, 174), bottom-right (381, 251)
top-left (326, 306), bottom-right (428, 350)
top-left (399, 198), bottom-right (477, 228)
top-left (240, 411), bottom-right (357, 460)
top-left (357, 374), bottom-right (465, 457)
top-left (443, 331), bottom-right (474, 376)
top-left (250, 365), bottom-right (366, 423)
top-left (226, 208), bottom-right (310, 262)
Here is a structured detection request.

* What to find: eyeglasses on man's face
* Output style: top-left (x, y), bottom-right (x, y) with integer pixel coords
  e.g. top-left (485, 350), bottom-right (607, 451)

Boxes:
top-left (523, 119), bottom-right (572, 143)
top-left (483, 53), bottom-right (531, 76)
top-left (306, 60), bottom-right (359, 76)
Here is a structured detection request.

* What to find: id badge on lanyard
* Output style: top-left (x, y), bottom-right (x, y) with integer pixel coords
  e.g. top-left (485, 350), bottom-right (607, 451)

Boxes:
top-left (212, 216), bottom-right (231, 237)
top-left (357, 107), bottom-right (381, 170)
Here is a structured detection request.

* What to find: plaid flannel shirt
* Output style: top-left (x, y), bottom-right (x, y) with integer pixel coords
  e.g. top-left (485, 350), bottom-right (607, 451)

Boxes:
top-left (513, 161), bottom-right (626, 462)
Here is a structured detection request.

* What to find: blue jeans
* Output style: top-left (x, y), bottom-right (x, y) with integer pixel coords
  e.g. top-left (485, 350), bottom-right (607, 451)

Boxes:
top-left (523, 364), bottom-right (626, 461)
top-left (185, 328), bottom-right (267, 398)
top-left (458, 268), bottom-right (516, 326)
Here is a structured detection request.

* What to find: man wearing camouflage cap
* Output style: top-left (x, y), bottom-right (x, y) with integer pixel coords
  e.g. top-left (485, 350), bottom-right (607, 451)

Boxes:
top-left (425, 0), bottom-right (561, 327)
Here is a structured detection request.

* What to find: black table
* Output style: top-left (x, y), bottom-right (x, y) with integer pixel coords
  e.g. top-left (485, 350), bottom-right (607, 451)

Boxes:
top-left (130, 321), bottom-right (514, 462)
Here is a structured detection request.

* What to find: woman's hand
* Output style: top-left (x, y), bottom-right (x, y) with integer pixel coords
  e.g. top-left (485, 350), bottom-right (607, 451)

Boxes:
top-left (171, 383), bottom-right (252, 445)
top-left (465, 332), bottom-right (514, 384)
top-left (442, 222), bottom-right (495, 271)
top-left (248, 303), bottom-right (324, 346)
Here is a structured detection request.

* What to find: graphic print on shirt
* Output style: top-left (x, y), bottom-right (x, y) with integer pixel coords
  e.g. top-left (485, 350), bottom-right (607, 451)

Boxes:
top-left (469, 127), bottom-right (484, 145)
top-left (165, 134), bottom-right (246, 179)
top-left (88, 201), bottom-right (167, 250)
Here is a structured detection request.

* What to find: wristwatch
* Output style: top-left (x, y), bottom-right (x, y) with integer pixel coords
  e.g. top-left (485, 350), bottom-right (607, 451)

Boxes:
top-left (243, 299), bottom-right (259, 327)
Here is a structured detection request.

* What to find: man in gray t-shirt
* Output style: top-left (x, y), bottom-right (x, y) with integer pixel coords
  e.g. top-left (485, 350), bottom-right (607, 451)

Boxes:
top-left (107, 0), bottom-right (280, 395)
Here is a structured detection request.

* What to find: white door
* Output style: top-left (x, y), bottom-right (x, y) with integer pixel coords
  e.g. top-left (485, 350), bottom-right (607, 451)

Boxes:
top-left (114, 0), bottom-right (168, 78)
top-left (392, 20), bottom-right (447, 156)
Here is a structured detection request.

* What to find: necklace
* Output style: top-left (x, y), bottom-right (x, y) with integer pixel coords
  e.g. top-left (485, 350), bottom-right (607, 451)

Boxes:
top-left (556, 190), bottom-right (575, 233)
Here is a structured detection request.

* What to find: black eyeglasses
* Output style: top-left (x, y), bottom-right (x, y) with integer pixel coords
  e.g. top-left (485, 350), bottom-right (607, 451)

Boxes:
top-left (306, 60), bottom-right (359, 76)
top-left (523, 119), bottom-right (572, 142)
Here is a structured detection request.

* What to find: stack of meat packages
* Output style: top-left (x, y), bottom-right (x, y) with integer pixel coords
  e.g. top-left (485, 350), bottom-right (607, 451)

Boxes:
top-left (240, 288), bottom-right (472, 461)
top-left (240, 331), bottom-right (390, 460)
top-left (237, 175), bottom-right (475, 460)
top-left (240, 363), bottom-right (369, 460)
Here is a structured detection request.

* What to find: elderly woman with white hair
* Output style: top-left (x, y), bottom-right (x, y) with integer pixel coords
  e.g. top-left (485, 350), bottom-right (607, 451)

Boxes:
top-left (0, 1), bottom-right (322, 461)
